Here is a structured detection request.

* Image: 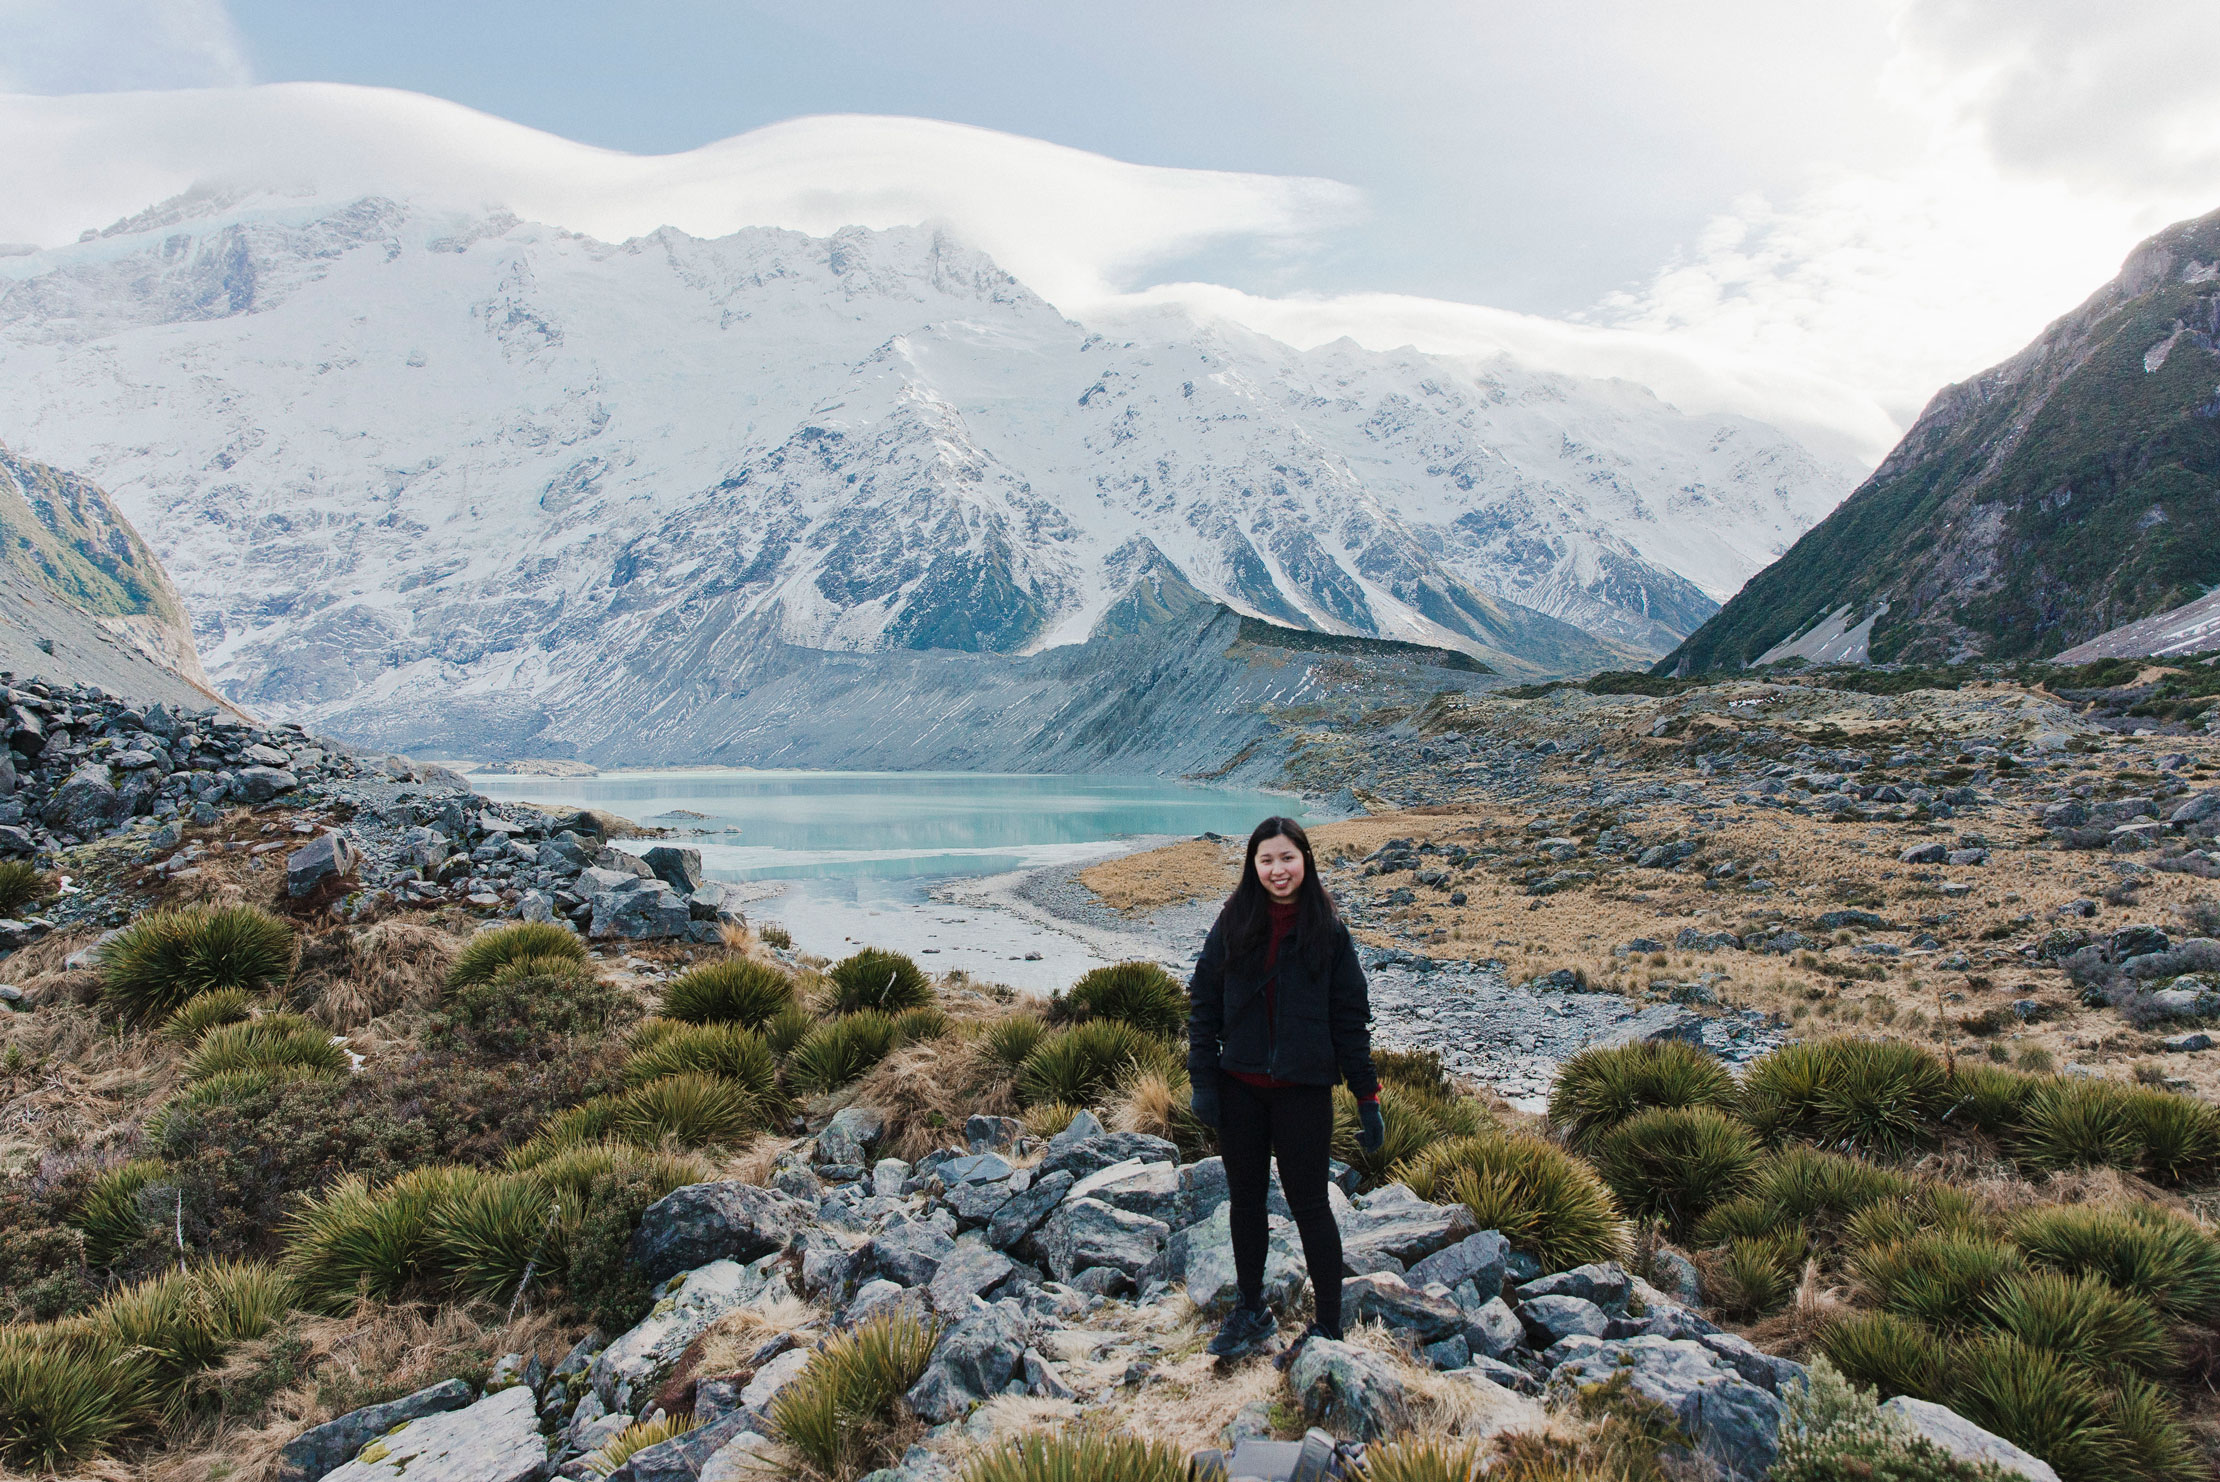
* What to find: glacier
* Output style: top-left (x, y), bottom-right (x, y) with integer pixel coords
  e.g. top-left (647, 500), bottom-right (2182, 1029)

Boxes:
top-left (0, 191), bottom-right (1855, 764)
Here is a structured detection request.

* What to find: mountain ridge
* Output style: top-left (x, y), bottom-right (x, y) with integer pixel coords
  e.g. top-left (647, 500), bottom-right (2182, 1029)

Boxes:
top-left (1664, 206), bottom-right (2220, 673)
top-left (0, 194), bottom-right (1855, 761)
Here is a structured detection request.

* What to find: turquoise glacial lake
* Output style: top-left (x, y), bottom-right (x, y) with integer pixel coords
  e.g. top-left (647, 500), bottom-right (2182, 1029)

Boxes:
top-left (464, 770), bottom-right (1304, 990)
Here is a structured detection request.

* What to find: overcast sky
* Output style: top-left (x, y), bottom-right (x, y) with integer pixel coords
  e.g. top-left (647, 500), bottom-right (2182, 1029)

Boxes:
top-left (4, 0), bottom-right (2217, 461)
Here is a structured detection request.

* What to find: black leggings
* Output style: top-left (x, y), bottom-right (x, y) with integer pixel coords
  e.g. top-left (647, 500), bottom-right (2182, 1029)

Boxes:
top-left (1219, 1077), bottom-right (1342, 1334)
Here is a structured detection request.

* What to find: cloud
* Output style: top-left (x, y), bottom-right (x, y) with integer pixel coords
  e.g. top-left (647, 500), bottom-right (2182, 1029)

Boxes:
top-left (0, 0), bottom-right (250, 93)
top-left (0, 85), bottom-right (1360, 309)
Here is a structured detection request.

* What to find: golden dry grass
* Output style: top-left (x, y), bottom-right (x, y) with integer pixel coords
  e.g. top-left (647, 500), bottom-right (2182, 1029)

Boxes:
top-left (837, 1030), bottom-right (1018, 1163)
top-left (0, 999), bottom-right (177, 1165)
top-left (293, 920), bottom-right (463, 1028)
top-left (1078, 838), bottom-right (1242, 913)
top-left (690, 1294), bottom-right (823, 1377)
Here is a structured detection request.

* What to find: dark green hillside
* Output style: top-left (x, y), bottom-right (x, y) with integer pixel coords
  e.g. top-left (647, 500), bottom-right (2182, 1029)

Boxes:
top-left (1667, 206), bottom-right (2220, 672)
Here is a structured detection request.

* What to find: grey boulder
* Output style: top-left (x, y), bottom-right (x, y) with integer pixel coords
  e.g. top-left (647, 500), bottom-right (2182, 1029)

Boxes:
top-left (237, 765), bottom-right (299, 803)
top-left (1341, 1272), bottom-right (1467, 1343)
top-left (630, 1183), bottom-right (808, 1285)
top-left (814, 1107), bottom-right (885, 1167)
top-left (985, 1168), bottom-right (1073, 1251)
top-left (1338, 1184), bottom-right (1476, 1272)
top-left (1034, 1197), bottom-right (1168, 1282)
top-left (1516, 1262), bottom-right (1631, 1314)
top-left (905, 1301), bottom-right (1030, 1423)
top-left (1550, 1335), bottom-right (1784, 1481)
top-left (276, 1378), bottom-right (476, 1482)
top-left (1879, 1396), bottom-right (2061, 1482)
top-left (1286, 1337), bottom-right (1411, 1441)
top-left (1520, 1294), bottom-right (1610, 1346)
top-left (870, 1220), bottom-right (958, 1287)
top-left (590, 878), bottom-right (693, 941)
top-left (1406, 1230), bottom-right (1509, 1295)
top-left (321, 1384), bottom-right (545, 1482)
top-left (642, 845), bottom-right (707, 893)
top-left (42, 766), bottom-right (123, 832)
top-left (288, 832), bottom-right (359, 897)
top-left (1035, 1129), bottom-right (1179, 1182)
top-left (1178, 1202), bottom-right (1306, 1314)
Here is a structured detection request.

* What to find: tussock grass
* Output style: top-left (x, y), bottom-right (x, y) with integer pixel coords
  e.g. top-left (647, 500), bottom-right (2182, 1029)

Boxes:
top-left (770, 1309), bottom-right (937, 1478)
top-left (826, 947), bottom-right (934, 1015)
top-left (183, 1013), bottom-right (349, 1080)
top-left (525, 1141), bottom-right (712, 1213)
top-left (1330, 1082), bottom-right (1488, 1189)
top-left (979, 1015), bottom-right (1049, 1080)
top-left (1711, 1230), bottom-right (1807, 1318)
top-left (1547, 1039), bottom-right (1738, 1151)
top-left (1947, 1334), bottom-right (2122, 1482)
top-left (891, 1006), bottom-right (950, 1045)
top-left (75, 1158), bottom-right (169, 1266)
top-left (1592, 1106), bottom-right (1759, 1233)
top-left (622, 1021), bottom-right (781, 1107)
top-left (0, 859), bottom-right (49, 916)
top-left (1113, 1065), bottom-right (1210, 1161)
top-left (445, 921), bottom-right (587, 989)
top-left (789, 1011), bottom-right (900, 1093)
top-left (1694, 1146), bottom-right (1916, 1256)
top-left (282, 1166), bottom-right (472, 1310)
top-left (1021, 1102), bottom-right (1080, 1140)
top-left (762, 1003), bottom-right (818, 1058)
top-left (615, 1072), bottom-right (765, 1148)
top-left (586, 1413), bottom-right (699, 1478)
top-left (1854, 1232), bottom-right (2023, 1332)
top-left (1815, 1309), bottom-right (1947, 1401)
top-left (1046, 961), bottom-right (1186, 1039)
top-left (90, 1260), bottom-right (293, 1419)
top-left (427, 1174), bottom-right (561, 1303)
top-left (1739, 1038), bottom-right (1951, 1159)
top-left (660, 957), bottom-right (795, 1029)
top-left (2019, 1078), bottom-right (2145, 1174)
top-left (0, 1325), bottom-right (151, 1471)
top-left (161, 987), bottom-right (252, 1042)
top-left (1394, 1129), bottom-right (1629, 1273)
top-left (956, 1429), bottom-right (1191, 1482)
top-left (1982, 1270), bottom-right (2173, 1380)
top-left (1944, 1061), bottom-right (2045, 1137)
top-left (2011, 1202), bottom-right (2220, 1321)
top-left (1014, 1020), bottom-right (1173, 1109)
top-left (97, 904), bottom-right (298, 1022)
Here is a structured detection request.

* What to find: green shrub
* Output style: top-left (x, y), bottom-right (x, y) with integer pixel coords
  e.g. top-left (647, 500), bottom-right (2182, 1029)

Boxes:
top-left (1817, 1310), bottom-right (1948, 1401)
top-left (826, 947), bottom-right (934, 1014)
top-left (1982, 1270), bottom-right (2172, 1380)
top-left (1944, 1063), bottom-right (2044, 1137)
top-left (1548, 1040), bottom-right (1740, 1151)
top-left (762, 1004), bottom-right (817, 1058)
top-left (430, 965), bottom-right (623, 1056)
top-left (162, 987), bottom-right (253, 1042)
top-left (446, 921), bottom-right (587, 989)
top-left (282, 1166), bottom-right (469, 1310)
top-left (1946, 1335), bottom-right (2122, 1482)
top-left (980, 1015), bottom-right (1049, 1078)
top-left (1771, 1359), bottom-right (2014, 1482)
top-left (1014, 1020), bottom-right (1171, 1108)
top-left (614, 1072), bottom-right (764, 1148)
top-left (183, 1014), bottom-right (350, 1081)
top-left (891, 1006), bottom-right (950, 1046)
top-left (958, 1429), bottom-right (1193, 1482)
top-left (1714, 1229), bottom-right (1807, 1318)
top-left (1694, 1146), bottom-right (1914, 1256)
top-left (1855, 1234), bottom-right (2023, 1331)
top-left (660, 958), bottom-right (795, 1029)
top-left (1047, 961), bottom-right (1186, 1039)
top-left (0, 1326), bottom-right (150, 1470)
top-left (559, 1164), bottom-right (666, 1336)
top-left (770, 1309), bottom-right (938, 1478)
top-left (2012, 1202), bottom-right (2220, 1321)
top-left (428, 1174), bottom-right (560, 1303)
top-left (90, 1260), bottom-right (293, 1418)
top-left (1394, 1130), bottom-right (1629, 1272)
top-left (97, 905), bottom-right (298, 1022)
top-left (622, 1021), bottom-right (781, 1110)
top-left (0, 860), bottom-right (49, 917)
top-left (788, 1011), bottom-right (900, 1094)
top-left (586, 1413), bottom-right (699, 1478)
top-left (1593, 1107), bottom-right (1760, 1233)
top-left (74, 1159), bottom-right (169, 1267)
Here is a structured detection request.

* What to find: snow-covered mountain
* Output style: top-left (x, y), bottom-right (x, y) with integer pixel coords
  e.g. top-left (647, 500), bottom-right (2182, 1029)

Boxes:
top-left (0, 189), bottom-right (1853, 759)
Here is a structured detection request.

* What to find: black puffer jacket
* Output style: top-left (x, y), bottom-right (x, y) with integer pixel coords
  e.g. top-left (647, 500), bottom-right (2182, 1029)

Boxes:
top-left (1187, 913), bottom-right (1379, 1096)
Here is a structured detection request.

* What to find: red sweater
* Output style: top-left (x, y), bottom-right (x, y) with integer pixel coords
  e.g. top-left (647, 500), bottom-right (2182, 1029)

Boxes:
top-left (1227, 898), bottom-right (1376, 1103)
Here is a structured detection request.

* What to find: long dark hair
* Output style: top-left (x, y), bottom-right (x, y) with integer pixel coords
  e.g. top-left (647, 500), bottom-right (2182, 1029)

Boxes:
top-left (1216, 816), bottom-right (1339, 970)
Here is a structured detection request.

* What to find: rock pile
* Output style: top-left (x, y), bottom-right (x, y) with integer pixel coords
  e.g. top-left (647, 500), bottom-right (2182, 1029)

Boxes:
top-left (257, 1106), bottom-right (2069, 1482)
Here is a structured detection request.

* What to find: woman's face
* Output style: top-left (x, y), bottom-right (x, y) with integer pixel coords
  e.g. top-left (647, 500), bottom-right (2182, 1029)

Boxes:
top-left (1254, 835), bottom-right (1306, 902)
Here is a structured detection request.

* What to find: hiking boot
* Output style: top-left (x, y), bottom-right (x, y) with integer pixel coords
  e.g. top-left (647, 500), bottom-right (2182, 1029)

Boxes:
top-left (1207, 1300), bottom-right (1276, 1358)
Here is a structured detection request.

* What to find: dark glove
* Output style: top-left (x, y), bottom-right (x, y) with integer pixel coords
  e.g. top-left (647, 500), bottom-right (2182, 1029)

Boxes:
top-left (1357, 1097), bottom-right (1386, 1153)
top-left (1190, 1074), bottom-right (1221, 1129)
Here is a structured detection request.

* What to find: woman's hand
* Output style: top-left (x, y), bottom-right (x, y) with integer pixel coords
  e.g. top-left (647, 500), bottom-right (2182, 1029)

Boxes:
top-left (1357, 1097), bottom-right (1385, 1153)
top-left (1190, 1074), bottom-right (1221, 1129)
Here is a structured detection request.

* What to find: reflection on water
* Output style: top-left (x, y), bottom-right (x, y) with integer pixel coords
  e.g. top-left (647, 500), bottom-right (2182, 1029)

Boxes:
top-left (464, 770), bottom-right (1300, 884)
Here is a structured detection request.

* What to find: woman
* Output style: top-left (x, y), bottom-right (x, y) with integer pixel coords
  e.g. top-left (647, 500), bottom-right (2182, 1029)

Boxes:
top-left (1187, 816), bottom-right (1384, 1358)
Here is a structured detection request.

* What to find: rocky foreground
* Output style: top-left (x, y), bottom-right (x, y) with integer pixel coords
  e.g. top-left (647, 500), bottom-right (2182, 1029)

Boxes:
top-left (270, 1106), bottom-right (2057, 1482)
